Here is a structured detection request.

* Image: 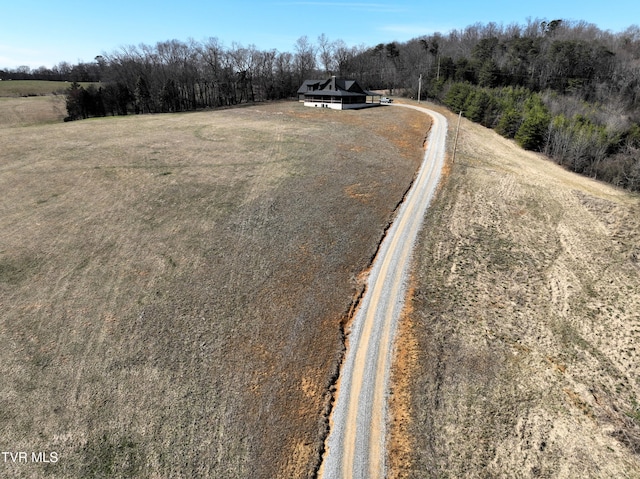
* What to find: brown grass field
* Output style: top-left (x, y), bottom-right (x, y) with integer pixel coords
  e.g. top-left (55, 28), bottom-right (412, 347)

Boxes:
top-left (0, 96), bottom-right (67, 127)
top-left (389, 103), bottom-right (640, 478)
top-left (5, 85), bottom-right (640, 478)
top-left (0, 81), bottom-right (99, 127)
top-left (0, 99), bottom-right (428, 478)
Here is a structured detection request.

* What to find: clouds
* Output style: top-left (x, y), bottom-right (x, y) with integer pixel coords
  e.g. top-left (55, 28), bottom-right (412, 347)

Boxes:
top-left (279, 2), bottom-right (407, 13)
top-left (3, 0), bottom-right (635, 70)
top-left (379, 23), bottom-right (440, 36)
top-left (0, 44), bottom-right (53, 69)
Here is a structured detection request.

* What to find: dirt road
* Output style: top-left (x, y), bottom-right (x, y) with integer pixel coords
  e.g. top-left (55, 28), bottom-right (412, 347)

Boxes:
top-left (319, 104), bottom-right (448, 479)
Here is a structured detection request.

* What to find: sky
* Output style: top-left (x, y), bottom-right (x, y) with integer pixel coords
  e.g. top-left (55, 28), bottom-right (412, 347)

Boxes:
top-left (1, 0), bottom-right (639, 70)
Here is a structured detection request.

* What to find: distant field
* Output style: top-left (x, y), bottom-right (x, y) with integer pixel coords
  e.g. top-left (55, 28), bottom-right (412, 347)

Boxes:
top-left (0, 80), bottom-right (96, 97)
top-left (0, 80), bottom-right (102, 127)
top-left (0, 96), bottom-right (67, 126)
top-left (0, 101), bottom-right (429, 478)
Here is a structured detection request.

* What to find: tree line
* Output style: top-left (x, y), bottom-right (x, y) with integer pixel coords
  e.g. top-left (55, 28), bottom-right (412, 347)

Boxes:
top-left (63, 36), bottom-right (366, 118)
top-left (403, 19), bottom-right (640, 191)
top-left (28, 18), bottom-right (640, 191)
top-left (350, 18), bottom-right (640, 191)
top-left (1, 62), bottom-right (101, 82)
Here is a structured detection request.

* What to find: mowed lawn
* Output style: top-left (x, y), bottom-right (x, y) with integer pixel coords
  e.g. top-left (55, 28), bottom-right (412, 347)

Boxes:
top-left (0, 103), bottom-right (429, 478)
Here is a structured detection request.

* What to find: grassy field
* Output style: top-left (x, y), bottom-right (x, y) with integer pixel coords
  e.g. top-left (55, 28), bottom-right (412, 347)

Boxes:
top-left (0, 96), bottom-right (67, 127)
top-left (0, 80), bottom-right (96, 97)
top-left (0, 81), bottom-right (100, 127)
top-left (389, 103), bottom-right (640, 478)
top-left (0, 101), bottom-right (429, 478)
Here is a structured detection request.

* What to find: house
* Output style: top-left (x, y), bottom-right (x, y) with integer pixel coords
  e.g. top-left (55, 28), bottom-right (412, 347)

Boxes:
top-left (297, 77), bottom-right (381, 110)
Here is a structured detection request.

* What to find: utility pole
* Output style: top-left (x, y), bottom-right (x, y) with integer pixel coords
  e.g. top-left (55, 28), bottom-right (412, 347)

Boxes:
top-left (417, 73), bottom-right (422, 103)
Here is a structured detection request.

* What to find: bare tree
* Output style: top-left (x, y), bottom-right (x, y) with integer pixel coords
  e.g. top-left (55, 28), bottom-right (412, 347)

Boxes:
top-left (275, 51), bottom-right (295, 98)
top-left (294, 36), bottom-right (316, 83)
top-left (317, 33), bottom-right (335, 74)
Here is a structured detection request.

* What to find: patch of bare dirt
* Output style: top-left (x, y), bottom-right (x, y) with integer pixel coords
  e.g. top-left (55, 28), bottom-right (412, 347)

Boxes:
top-left (389, 104), bottom-right (640, 478)
top-left (388, 281), bottom-right (420, 479)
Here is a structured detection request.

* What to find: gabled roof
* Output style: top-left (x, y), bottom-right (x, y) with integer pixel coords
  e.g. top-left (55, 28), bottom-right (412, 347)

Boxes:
top-left (321, 77), bottom-right (366, 94)
top-left (298, 77), bottom-right (378, 97)
top-left (297, 79), bottom-right (324, 94)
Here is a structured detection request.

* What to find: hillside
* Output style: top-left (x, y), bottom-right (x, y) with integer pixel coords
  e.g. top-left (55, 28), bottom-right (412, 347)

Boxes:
top-left (5, 91), bottom-right (639, 477)
top-left (390, 103), bottom-right (640, 478)
top-left (0, 102), bottom-right (429, 478)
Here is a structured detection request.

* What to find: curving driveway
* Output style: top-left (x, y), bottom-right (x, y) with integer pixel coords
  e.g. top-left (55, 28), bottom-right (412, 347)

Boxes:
top-left (319, 104), bottom-right (448, 479)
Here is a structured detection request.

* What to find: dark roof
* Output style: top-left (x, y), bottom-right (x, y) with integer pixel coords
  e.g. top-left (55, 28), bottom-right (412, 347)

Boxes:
top-left (297, 79), bottom-right (324, 94)
top-left (298, 77), bottom-right (379, 97)
top-left (305, 89), bottom-right (366, 97)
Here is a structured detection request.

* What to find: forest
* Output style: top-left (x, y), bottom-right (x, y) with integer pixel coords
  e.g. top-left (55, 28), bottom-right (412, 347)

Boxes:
top-left (3, 18), bottom-right (639, 190)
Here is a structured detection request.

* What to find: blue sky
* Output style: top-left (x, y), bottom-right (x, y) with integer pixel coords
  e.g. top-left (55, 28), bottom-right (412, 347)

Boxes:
top-left (1, 0), bottom-right (639, 69)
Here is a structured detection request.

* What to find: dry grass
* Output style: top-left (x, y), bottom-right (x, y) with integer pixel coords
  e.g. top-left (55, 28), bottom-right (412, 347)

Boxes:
top-left (389, 102), bottom-right (640, 478)
top-left (0, 96), bottom-right (67, 127)
top-left (0, 102), bottom-right (429, 478)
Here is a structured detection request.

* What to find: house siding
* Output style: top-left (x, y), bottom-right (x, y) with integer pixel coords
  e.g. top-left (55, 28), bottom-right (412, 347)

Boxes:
top-left (303, 101), bottom-right (368, 110)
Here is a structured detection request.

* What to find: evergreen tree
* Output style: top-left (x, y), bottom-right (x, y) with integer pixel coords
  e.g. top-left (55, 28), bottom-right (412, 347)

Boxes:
top-left (65, 82), bottom-right (84, 121)
top-left (515, 95), bottom-right (551, 151)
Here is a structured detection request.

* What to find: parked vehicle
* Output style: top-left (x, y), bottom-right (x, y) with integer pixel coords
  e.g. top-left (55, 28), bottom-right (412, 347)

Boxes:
top-left (380, 97), bottom-right (393, 104)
